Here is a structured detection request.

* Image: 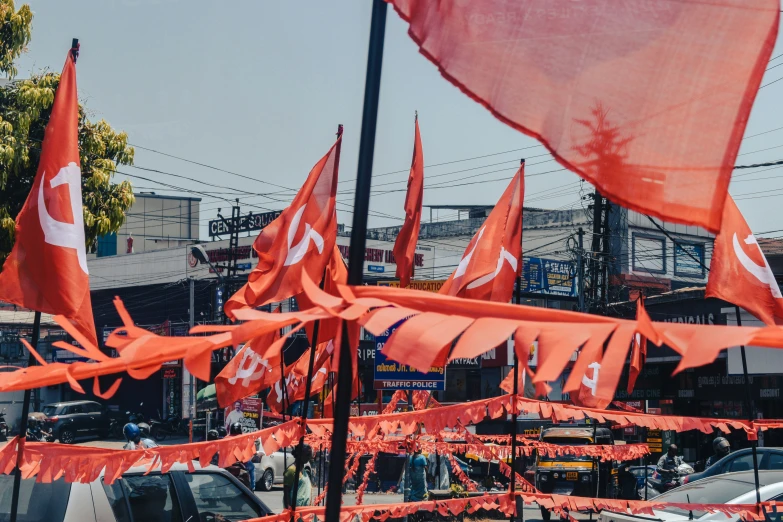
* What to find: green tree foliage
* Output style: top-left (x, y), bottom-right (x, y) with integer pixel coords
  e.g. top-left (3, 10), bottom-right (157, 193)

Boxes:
top-left (0, 0), bottom-right (134, 265)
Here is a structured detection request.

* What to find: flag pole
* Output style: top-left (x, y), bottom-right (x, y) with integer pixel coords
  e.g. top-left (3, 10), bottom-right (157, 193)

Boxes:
top-left (735, 306), bottom-right (761, 506)
top-left (510, 159), bottom-right (524, 522)
top-left (325, 1), bottom-right (386, 520)
top-left (9, 311), bottom-right (42, 522)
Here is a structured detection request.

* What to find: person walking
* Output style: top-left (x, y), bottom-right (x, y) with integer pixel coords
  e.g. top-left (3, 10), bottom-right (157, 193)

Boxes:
top-left (284, 444), bottom-right (314, 508)
top-left (228, 422), bottom-right (256, 490)
top-left (408, 443), bottom-right (428, 502)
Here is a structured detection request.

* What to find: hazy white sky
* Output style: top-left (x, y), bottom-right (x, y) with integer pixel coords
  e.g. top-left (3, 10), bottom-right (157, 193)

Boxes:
top-left (15, 1), bottom-right (783, 239)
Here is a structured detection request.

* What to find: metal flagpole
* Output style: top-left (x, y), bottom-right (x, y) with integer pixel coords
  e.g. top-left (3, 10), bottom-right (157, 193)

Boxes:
top-left (9, 311), bottom-right (42, 522)
top-left (735, 306), bottom-right (762, 505)
top-left (510, 162), bottom-right (524, 522)
top-left (324, 2), bottom-right (387, 520)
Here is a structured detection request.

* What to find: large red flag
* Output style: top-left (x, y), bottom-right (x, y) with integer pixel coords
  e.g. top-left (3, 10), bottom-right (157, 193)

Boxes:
top-left (215, 309), bottom-right (282, 408)
top-left (225, 132), bottom-right (342, 319)
top-left (393, 115), bottom-right (424, 288)
top-left (439, 163), bottom-right (524, 302)
top-left (0, 50), bottom-right (97, 345)
top-left (387, 0), bottom-right (779, 233)
top-left (707, 196), bottom-right (783, 325)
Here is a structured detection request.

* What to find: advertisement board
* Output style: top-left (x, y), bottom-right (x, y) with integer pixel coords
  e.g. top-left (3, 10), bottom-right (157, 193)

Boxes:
top-left (373, 320), bottom-right (446, 390)
top-left (223, 397), bottom-right (263, 433)
top-left (522, 258), bottom-right (577, 297)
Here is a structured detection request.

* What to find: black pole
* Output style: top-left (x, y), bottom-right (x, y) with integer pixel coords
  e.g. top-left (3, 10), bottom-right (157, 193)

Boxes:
top-left (324, 1), bottom-right (386, 521)
top-left (9, 311), bottom-right (42, 522)
top-left (281, 355), bottom-right (288, 476)
top-left (736, 306), bottom-right (761, 506)
top-left (290, 319), bottom-right (321, 518)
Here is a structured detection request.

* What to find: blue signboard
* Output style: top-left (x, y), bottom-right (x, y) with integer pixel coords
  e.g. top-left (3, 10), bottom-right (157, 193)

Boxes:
top-left (522, 257), bottom-right (577, 297)
top-left (674, 242), bottom-right (705, 278)
top-left (368, 265), bottom-right (385, 273)
top-left (237, 262), bottom-right (252, 270)
top-left (373, 320), bottom-right (446, 390)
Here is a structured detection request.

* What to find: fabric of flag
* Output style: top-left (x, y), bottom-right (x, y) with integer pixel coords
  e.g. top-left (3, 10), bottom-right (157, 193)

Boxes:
top-left (0, 50), bottom-right (97, 345)
top-left (387, 0), bottom-right (779, 232)
top-left (393, 116), bottom-right (424, 288)
top-left (707, 195), bottom-right (783, 325)
top-left (225, 134), bottom-right (342, 318)
top-left (439, 165), bottom-right (523, 302)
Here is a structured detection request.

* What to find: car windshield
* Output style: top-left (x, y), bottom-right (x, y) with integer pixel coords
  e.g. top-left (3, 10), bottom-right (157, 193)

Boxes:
top-left (0, 475), bottom-right (71, 522)
top-left (539, 437), bottom-right (592, 462)
top-left (42, 406), bottom-right (57, 417)
top-left (654, 477), bottom-right (756, 518)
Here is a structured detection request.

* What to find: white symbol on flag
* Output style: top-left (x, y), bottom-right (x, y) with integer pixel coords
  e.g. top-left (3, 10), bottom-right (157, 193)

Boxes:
top-left (582, 362), bottom-right (601, 396)
top-left (454, 227), bottom-right (484, 280)
top-left (284, 205), bottom-right (324, 266)
top-left (732, 233), bottom-right (782, 298)
top-left (227, 347), bottom-right (273, 386)
top-left (37, 162), bottom-right (88, 274)
top-left (466, 246), bottom-right (517, 289)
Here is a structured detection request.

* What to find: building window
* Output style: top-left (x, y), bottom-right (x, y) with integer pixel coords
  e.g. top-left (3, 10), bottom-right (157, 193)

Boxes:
top-left (632, 233), bottom-right (666, 274)
top-left (674, 242), bottom-right (706, 278)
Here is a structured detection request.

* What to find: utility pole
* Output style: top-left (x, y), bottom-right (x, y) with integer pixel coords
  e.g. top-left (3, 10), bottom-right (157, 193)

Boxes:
top-left (188, 277), bottom-right (195, 443)
top-left (586, 192), bottom-right (612, 314)
top-left (577, 227), bottom-right (585, 313)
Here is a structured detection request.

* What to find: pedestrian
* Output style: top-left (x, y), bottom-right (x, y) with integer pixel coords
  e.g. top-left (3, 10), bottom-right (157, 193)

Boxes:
top-left (408, 442), bottom-right (428, 502)
top-left (123, 423), bottom-right (158, 450)
top-left (284, 444), bottom-right (314, 508)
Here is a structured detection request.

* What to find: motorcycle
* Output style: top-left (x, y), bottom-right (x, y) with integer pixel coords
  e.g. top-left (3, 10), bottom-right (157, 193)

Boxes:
top-left (0, 409), bottom-right (8, 442)
top-left (26, 416), bottom-right (54, 442)
top-left (647, 462), bottom-right (694, 497)
top-left (150, 411), bottom-right (185, 442)
top-left (109, 403), bottom-right (150, 439)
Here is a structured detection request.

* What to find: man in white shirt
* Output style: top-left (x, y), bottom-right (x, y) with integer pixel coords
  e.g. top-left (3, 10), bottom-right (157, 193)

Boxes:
top-left (225, 401), bottom-right (244, 431)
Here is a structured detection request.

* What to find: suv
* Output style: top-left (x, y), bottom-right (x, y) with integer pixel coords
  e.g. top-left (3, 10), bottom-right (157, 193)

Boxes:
top-left (40, 400), bottom-right (111, 444)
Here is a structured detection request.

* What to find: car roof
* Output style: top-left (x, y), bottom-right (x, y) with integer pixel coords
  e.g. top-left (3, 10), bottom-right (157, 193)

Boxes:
top-left (107, 461), bottom-right (225, 477)
top-left (692, 469), bottom-right (783, 487)
top-left (45, 400), bottom-right (98, 407)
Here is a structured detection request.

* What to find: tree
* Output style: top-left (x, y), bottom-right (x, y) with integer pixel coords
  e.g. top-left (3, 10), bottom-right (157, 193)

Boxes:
top-left (0, 0), bottom-right (135, 265)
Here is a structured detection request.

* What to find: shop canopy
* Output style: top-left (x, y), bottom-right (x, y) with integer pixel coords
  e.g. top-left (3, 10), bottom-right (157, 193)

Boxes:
top-left (196, 383), bottom-right (217, 412)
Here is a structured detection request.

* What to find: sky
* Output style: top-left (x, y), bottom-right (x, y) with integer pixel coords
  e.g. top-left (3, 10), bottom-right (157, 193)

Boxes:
top-left (14, 1), bottom-right (783, 241)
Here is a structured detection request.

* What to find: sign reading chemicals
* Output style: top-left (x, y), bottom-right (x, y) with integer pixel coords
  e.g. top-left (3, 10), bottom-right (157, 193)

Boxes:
top-left (374, 319), bottom-right (446, 390)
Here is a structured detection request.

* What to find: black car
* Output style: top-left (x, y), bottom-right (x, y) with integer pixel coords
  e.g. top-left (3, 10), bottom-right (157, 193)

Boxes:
top-left (40, 400), bottom-right (111, 444)
top-left (682, 447), bottom-right (783, 485)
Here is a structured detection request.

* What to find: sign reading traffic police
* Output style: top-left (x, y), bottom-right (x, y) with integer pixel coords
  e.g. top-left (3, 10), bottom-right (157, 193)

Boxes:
top-left (373, 319), bottom-right (446, 390)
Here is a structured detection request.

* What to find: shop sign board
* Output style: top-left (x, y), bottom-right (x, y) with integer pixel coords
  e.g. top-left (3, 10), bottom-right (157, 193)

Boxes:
top-left (373, 319), bottom-right (446, 390)
top-left (223, 397), bottom-right (263, 433)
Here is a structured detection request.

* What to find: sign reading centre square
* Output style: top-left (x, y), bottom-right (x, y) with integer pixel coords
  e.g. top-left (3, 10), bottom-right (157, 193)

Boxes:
top-left (373, 319), bottom-right (446, 390)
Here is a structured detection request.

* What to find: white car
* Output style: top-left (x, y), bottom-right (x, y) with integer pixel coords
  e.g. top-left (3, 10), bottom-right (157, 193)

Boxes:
top-left (254, 447), bottom-right (294, 491)
top-left (599, 470), bottom-right (783, 522)
top-left (0, 461), bottom-right (273, 522)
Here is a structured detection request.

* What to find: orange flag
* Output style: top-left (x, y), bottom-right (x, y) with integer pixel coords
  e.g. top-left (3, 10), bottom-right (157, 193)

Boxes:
top-left (215, 308), bottom-right (282, 408)
top-left (439, 163), bottom-right (524, 302)
top-left (393, 115), bottom-right (424, 288)
top-left (0, 49), bottom-right (97, 345)
top-left (387, 0), bottom-right (779, 233)
top-left (297, 244), bottom-right (347, 346)
top-left (707, 195), bottom-right (783, 326)
top-left (225, 131), bottom-right (342, 318)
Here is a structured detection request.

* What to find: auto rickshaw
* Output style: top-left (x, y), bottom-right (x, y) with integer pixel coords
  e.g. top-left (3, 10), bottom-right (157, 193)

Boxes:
top-left (532, 424), bottom-right (615, 521)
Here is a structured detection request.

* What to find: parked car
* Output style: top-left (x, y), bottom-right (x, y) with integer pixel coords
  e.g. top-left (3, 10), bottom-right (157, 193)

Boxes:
top-left (682, 447), bottom-right (783, 485)
top-left (39, 400), bottom-right (111, 444)
top-left (254, 447), bottom-right (293, 491)
top-left (0, 461), bottom-right (273, 522)
top-left (598, 470), bottom-right (783, 522)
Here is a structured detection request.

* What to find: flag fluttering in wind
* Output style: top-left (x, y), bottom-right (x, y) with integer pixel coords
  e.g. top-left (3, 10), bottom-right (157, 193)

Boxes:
top-left (0, 50), bottom-right (97, 345)
top-left (387, 0), bottom-right (779, 233)
top-left (707, 196), bottom-right (783, 325)
top-left (439, 163), bottom-right (524, 302)
top-left (215, 308), bottom-right (282, 408)
top-left (225, 131), bottom-right (342, 318)
top-left (393, 114), bottom-right (424, 288)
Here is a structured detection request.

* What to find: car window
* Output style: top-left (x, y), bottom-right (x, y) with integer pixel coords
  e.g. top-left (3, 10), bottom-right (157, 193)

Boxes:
top-left (767, 453), bottom-right (783, 470)
top-left (184, 472), bottom-right (263, 522)
top-left (42, 406), bottom-right (57, 417)
top-left (102, 475), bottom-right (182, 522)
top-left (0, 475), bottom-right (71, 522)
top-left (65, 405), bottom-right (84, 415)
top-left (84, 403), bottom-right (103, 413)
top-left (729, 454), bottom-right (755, 472)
